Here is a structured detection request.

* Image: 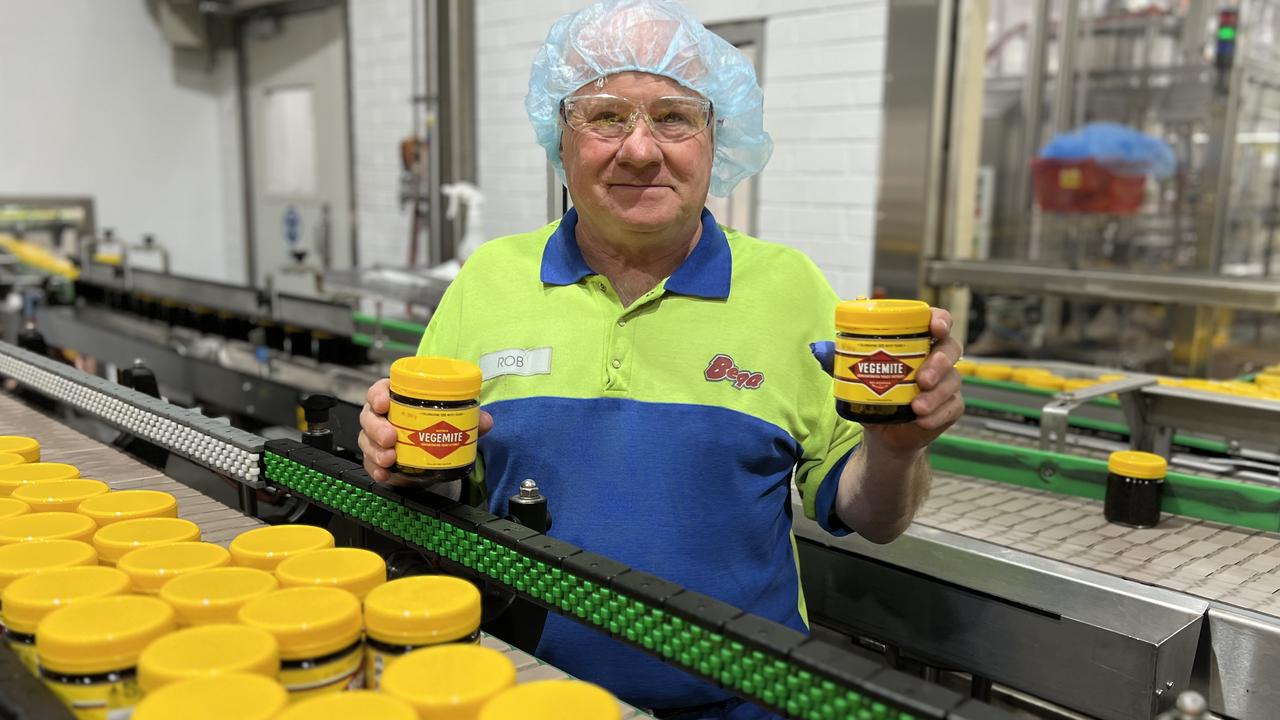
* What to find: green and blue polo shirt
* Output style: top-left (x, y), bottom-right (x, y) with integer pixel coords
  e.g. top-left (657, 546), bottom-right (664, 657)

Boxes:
top-left (417, 208), bottom-right (862, 717)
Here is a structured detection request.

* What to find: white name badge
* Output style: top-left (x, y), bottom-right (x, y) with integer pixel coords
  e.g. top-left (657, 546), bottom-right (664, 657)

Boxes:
top-left (479, 347), bottom-right (553, 380)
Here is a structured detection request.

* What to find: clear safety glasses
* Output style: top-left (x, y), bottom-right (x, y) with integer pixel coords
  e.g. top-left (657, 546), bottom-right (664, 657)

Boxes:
top-left (559, 94), bottom-right (714, 143)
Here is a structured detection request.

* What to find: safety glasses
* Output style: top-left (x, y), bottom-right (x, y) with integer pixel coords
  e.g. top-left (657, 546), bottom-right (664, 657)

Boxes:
top-left (560, 94), bottom-right (714, 143)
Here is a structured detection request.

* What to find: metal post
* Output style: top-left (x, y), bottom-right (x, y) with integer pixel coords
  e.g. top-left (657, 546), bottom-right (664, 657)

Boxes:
top-left (1016, 0), bottom-right (1052, 261)
top-left (1051, 0), bottom-right (1080, 136)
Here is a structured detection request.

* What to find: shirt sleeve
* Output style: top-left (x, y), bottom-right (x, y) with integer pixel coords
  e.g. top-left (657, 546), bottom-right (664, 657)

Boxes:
top-left (415, 270), bottom-right (489, 506)
top-left (792, 263), bottom-right (863, 537)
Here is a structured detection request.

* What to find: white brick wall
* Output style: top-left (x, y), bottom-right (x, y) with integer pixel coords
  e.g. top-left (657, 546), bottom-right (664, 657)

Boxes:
top-left (475, 0), bottom-right (886, 298)
top-left (349, 0), bottom-right (888, 296)
top-left (348, 0), bottom-right (419, 267)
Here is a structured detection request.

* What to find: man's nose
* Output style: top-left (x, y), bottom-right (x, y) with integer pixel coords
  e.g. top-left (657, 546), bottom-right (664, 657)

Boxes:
top-left (615, 116), bottom-right (663, 167)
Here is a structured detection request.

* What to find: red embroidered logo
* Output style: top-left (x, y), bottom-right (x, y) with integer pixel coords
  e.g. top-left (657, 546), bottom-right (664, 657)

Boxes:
top-left (850, 350), bottom-right (910, 396)
top-left (704, 354), bottom-right (764, 390)
top-left (408, 421), bottom-right (471, 459)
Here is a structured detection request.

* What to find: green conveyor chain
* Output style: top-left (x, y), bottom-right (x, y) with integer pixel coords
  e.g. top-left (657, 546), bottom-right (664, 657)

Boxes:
top-left (930, 434), bottom-right (1280, 533)
top-left (261, 439), bottom-right (1005, 720)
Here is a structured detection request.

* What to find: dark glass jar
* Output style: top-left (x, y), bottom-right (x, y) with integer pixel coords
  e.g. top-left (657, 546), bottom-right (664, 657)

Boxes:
top-left (387, 356), bottom-right (483, 485)
top-left (1104, 450), bottom-right (1166, 528)
top-left (833, 300), bottom-right (933, 425)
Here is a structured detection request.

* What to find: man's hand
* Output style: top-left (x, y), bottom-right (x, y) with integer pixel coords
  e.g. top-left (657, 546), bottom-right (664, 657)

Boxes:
top-left (859, 306), bottom-right (965, 457)
top-left (357, 378), bottom-right (494, 486)
top-left (835, 306), bottom-right (963, 543)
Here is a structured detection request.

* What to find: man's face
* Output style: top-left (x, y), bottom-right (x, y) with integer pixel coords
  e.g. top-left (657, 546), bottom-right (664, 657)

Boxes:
top-left (560, 72), bottom-right (714, 236)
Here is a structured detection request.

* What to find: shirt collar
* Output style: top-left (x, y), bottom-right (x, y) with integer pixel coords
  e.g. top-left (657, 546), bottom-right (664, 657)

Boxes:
top-left (539, 207), bottom-right (732, 300)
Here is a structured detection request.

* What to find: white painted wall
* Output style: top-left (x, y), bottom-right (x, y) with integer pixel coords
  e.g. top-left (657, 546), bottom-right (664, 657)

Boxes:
top-left (0, 0), bottom-right (244, 282)
top-left (475, 0), bottom-right (887, 298)
top-left (348, 0), bottom-right (419, 268)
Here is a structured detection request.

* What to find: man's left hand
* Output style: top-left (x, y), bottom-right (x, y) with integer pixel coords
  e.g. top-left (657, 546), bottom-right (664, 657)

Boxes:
top-left (860, 307), bottom-right (964, 457)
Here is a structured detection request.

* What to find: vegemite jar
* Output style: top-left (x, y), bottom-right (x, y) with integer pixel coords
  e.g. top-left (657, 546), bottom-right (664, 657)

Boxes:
top-left (1105, 451), bottom-right (1167, 528)
top-left (833, 299), bottom-right (933, 424)
top-left (388, 357), bottom-right (483, 483)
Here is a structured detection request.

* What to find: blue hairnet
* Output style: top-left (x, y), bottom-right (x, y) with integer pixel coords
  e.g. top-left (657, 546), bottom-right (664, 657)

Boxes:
top-left (1039, 122), bottom-right (1177, 180)
top-left (526, 0), bottom-right (772, 197)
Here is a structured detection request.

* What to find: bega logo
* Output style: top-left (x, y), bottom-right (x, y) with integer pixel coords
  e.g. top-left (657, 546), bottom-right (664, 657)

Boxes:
top-left (704, 354), bottom-right (764, 390)
top-left (408, 421), bottom-right (470, 458)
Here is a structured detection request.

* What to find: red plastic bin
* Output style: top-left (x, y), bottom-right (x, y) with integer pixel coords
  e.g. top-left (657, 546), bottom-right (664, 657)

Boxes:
top-left (1032, 157), bottom-right (1146, 214)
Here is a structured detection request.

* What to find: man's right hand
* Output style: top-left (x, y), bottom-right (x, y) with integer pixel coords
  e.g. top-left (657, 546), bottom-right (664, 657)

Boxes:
top-left (358, 378), bottom-right (493, 486)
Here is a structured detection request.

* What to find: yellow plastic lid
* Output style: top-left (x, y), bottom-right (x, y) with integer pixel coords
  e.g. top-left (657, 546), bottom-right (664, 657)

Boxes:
top-left (0, 540), bottom-right (98, 593)
top-left (36, 594), bottom-right (175, 675)
top-left (93, 517), bottom-right (202, 566)
top-left (479, 680), bottom-right (622, 720)
top-left (1011, 367), bottom-right (1053, 385)
top-left (1108, 451), bottom-right (1168, 480)
top-left (160, 566), bottom-right (279, 626)
top-left (0, 437), bottom-right (39, 463)
top-left (835, 299), bottom-right (932, 335)
top-left (132, 673), bottom-right (288, 720)
top-left (11, 479), bottom-right (109, 513)
top-left (92, 515), bottom-right (199, 566)
top-left (382, 645), bottom-right (516, 719)
top-left (0, 463), bottom-right (80, 497)
top-left (229, 524), bottom-right (335, 571)
top-left (973, 364), bottom-right (1014, 381)
top-left (390, 356), bottom-right (484, 401)
top-left (0, 497), bottom-right (29, 520)
top-left (364, 575), bottom-right (481, 646)
top-left (237, 586), bottom-right (362, 660)
top-left (1023, 373), bottom-right (1065, 392)
top-left (0, 453), bottom-right (26, 468)
top-left (137, 623), bottom-right (280, 693)
top-left (954, 359), bottom-right (977, 376)
top-left (275, 547), bottom-right (386, 600)
top-left (117, 542), bottom-right (231, 594)
top-left (0, 511), bottom-right (96, 545)
top-left (1062, 379), bottom-right (1098, 392)
top-left (1098, 373), bottom-right (1126, 383)
top-left (77, 490), bottom-right (178, 527)
top-left (275, 691), bottom-right (417, 720)
top-left (2, 565), bottom-right (131, 634)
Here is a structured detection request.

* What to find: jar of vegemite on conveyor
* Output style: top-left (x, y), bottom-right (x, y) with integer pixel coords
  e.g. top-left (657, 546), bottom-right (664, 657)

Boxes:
top-left (1104, 450), bottom-right (1167, 528)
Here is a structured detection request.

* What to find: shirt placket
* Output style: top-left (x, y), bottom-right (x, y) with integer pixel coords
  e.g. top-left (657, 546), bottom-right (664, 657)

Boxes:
top-left (591, 278), bottom-right (664, 394)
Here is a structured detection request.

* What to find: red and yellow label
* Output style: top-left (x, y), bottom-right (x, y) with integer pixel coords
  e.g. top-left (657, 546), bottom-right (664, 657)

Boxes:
top-left (833, 336), bottom-right (930, 406)
top-left (388, 403), bottom-right (479, 471)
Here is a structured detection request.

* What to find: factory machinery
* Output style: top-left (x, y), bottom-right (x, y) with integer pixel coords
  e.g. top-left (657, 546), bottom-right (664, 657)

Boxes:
top-left (7, 218), bottom-right (1280, 718)
top-left (0, 218), bottom-right (436, 447)
top-left (0, 340), bottom-right (1014, 720)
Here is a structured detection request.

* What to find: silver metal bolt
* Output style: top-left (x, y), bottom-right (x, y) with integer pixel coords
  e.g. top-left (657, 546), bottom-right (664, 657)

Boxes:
top-left (518, 479), bottom-right (541, 500)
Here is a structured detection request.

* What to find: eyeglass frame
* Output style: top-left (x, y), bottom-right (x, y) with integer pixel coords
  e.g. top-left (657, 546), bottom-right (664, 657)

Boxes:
top-left (558, 93), bottom-right (717, 143)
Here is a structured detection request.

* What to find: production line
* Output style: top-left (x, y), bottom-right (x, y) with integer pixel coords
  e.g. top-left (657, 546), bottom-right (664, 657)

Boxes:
top-left (0, 340), bottom-right (1014, 720)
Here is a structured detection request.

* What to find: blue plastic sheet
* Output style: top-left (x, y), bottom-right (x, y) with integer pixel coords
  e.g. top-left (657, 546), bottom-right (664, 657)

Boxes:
top-left (1038, 122), bottom-right (1176, 179)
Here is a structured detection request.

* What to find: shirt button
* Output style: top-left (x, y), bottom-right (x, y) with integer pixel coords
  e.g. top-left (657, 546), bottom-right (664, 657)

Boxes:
top-left (611, 359), bottom-right (622, 369)
top-left (617, 319), bottom-right (626, 327)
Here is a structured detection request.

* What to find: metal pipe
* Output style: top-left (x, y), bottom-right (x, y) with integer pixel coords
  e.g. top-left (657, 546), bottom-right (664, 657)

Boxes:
top-left (1051, 0), bottom-right (1081, 136)
top-left (1017, 0), bottom-right (1051, 261)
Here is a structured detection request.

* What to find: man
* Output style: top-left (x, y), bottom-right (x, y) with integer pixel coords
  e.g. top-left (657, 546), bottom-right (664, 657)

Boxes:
top-left (359, 1), bottom-right (963, 717)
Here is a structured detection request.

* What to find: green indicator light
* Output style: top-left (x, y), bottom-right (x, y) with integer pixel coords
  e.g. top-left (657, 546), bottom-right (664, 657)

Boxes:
top-left (1218, 26), bottom-right (1236, 41)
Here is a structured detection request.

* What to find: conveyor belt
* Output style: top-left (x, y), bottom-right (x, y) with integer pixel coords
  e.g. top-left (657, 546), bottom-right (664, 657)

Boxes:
top-left (0, 392), bottom-right (263, 545)
top-left (916, 448), bottom-right (1280, 617)
top-left (0, 391), bottom-right (657, 719)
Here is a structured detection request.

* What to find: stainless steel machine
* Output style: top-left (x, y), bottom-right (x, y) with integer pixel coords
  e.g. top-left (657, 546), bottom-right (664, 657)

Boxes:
top-left (878, 0), bottom-right (1280, 376)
